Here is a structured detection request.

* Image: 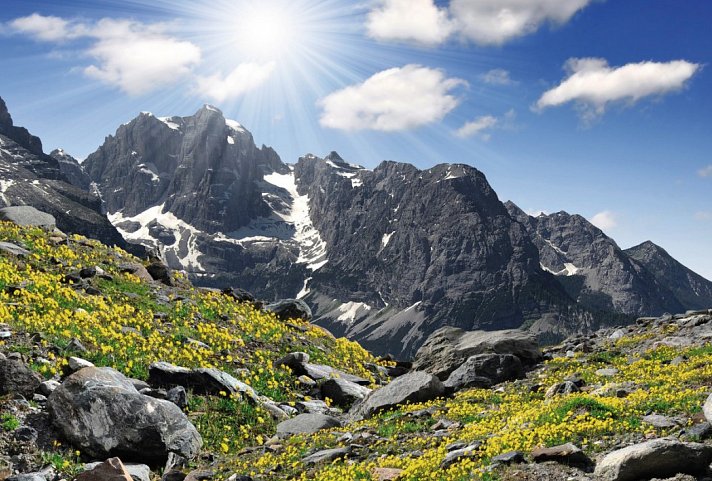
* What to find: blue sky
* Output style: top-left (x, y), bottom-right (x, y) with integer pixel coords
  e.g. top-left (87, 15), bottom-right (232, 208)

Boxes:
top-left (1, 0), bottom-right (711, 279)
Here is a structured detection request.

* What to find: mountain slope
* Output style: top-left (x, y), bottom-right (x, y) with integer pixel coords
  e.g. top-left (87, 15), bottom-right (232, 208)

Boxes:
top-left (0, 96), bottom-right (129, 248)
top-left (626, 240), bottom-right (712, 310)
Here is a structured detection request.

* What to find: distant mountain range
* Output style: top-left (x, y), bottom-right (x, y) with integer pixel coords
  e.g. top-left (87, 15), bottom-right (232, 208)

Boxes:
top-left (2, 98), bottom-right (711, 358)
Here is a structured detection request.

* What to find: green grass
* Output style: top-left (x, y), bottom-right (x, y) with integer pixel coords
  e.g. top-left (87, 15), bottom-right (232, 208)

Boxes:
top-left (1, 413), bottom-right (19, 431)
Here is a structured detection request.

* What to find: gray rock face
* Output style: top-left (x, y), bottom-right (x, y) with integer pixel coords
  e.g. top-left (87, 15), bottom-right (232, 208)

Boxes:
top-left (320, 378), bottom-right (372, 407)
top-left (147, 362), bottom-right (257, 401)
top-left (593, 438), bottom-right (712, 481)
top-left (349, 371), bottom-right (445, 420)
top-left (301, 447), bottom-right (350, 465)
top-left (443, 353), bottom-right (524, 391)
top-left (265, 299), bottom-right (312, 321)
top-left (275, 413), bottom-right (341, 437)
top-left (0, 206), bottom-right (55, 228)
top-left (412, 327), bottom-right (542, 380)
top-left (48, 367), bottom-right (202, 463)
top-left (0, 358), bottom-right (42, 398)
top-left (50, 149), bottom-right (91, 190)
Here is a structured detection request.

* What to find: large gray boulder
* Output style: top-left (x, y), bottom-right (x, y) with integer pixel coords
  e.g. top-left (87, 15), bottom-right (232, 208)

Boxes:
top-left (148, 362), bottom-right (258, 401)
top-left (265, 299), bottom-right (312, 321)
top-left (48, 367), bottom-right (202, 463)
top-left (349, 371), bottom-right (445, 420)
top-left (412, 327), bottom-right (542, 380)
top-left (593, 438), bottom-right (712, 481)
top-left (276, 413), bottom-right (341, 437)
top-left (320, 378), bottom-right (372, 407)
top-left (443, 353), bottom-right (524, 392)
top-left (0, 206), bottom-right (55, 228)
top-left (0, 357), bottom-right (42, 398)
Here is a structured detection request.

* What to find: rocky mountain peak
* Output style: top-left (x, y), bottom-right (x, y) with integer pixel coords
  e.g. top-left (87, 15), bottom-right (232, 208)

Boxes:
top-left (0, 96), bottom-right (44, 156)
top-left (50, 148), bottom-right (92, 191)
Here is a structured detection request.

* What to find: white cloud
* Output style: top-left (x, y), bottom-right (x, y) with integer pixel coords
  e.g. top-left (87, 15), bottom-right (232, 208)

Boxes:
top-left (84, 20), bottom-right (201, 96)
top-left (590, 210), bottom-right (617, 231)
top-left (319, 65), bottom-right (465, 132)
top-left (366, 0), bottom-right (595, 46)
top-left (366, 0), bottom-right (454, 46)
top-left (9, 15), bottom-right (202, 96)
top-left (698, 165), bottom-right (712, 178)
top-left (9, 13), bottom-right (86, 42)
top-left (536, 58), bottom-right (700, 121)
top-left (481, 68), bottom-right (515, 85)
top-left (196, 62), bottom-right (276, 103)
top-left (456, 115), bottom-right (498, 139)
top-left (450, 0), bottom-right (594, 45)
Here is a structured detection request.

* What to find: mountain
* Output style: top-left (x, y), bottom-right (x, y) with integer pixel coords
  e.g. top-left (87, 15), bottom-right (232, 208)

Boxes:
top-left (50, 148), bottom-right (92, 191)
top-left (505, 203), bottom-right (686, 316)
top-left (0, 96), bottom-right (129, 248)
top-left (82, 106), bottom-right (712, 358)
top-left (625, 240), bottom-right (712, 310)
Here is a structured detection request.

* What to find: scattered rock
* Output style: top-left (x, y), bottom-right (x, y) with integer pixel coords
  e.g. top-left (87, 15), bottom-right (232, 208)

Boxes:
top-left (412, 327), bottom-right (542, 380)
top-left (148, 362), bottom-right (258, 401)
top-left (544, 381), bottom-right (580, 398)
top-left (441, 443), bottom-right (482, 468)
top-left (68, 356), bottom-right (95, 372)
top-left (530, 443), bottom-right (590, 466)
top-left (596, 368), bottom-right (619, 377)
top-left (350, 371), bottom-right (445, 420)
top-left (372, 467), bottom-right (403, 481)
top-left (320, 378), bottom-right (372, 407)
top-left (84, 460), bottom-right (151, 481)
top-left (0, 241), bottom-right (30, 257)
top-left (685, 422), bottom-right (712, 440)
top-left (302, 447), bottom-right (350, 465)
top-left (118, 263), bottom-right (153, 283)
top-left (76, 458), bottom-right (133, 481)
top-left (642, 414), bottom-right (679, 429)
top-left (48, 366), bottom-right (202, 463)
top-left (594, 438), bottom-right (712, 481)
top-left (276, 413), bottom-right (341, 437)
top-left (0, 357), bottom-right (42, 397)
top-left (167, 386), bottom-right (188, 410)
top-left (443, 353), bottom-right (524, 392)
top-left (265, 299), bottom-right (312, 321)
top-left (491, 451), bottom-right (525, 465)
top-left (275, 352), bottom-right (310, 371)
top-left (0, 206), bottom-right (56, 229)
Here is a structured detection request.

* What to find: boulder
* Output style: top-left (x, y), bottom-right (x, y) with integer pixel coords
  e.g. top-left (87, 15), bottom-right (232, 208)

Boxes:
top-left (0, 206), bottom-right (56, 229)
top-left (148, 362), bottom-right (258, 401)
top-left (265, 299), bottom-right (312, 321)
top-left (146, 262), bottom-right (172, 286)
top-left (491, 451), bottom-right (525, 465)
top-left (48, 367), bottom-right (202, 463)
top-left (702, 393), bottom-right (712, 424)
top-left (302, 447), bottom-right (350, 465)
top-left (441, 443), bottom-right (482, 468)
top-left (545, 381), bottom-right (580, 398)
top-left (118, 263), bottom-right (153, 283)
top-left (320, 378), bottom-right (372, 407)
top-left (350, 371), bottom-right (445, 420)
top-left (412, 327), bottom-right (542, 380)
top-left (76, 458), bottom-right (133, 481)
top-left (276, 413), bottom-right (341, 437)
top-left (594, 438), bottom-right (712, 481)
top-left (275, 352), bottom-right (310, 371)
top-left (301, 363), bottom-right (370, 386)
top-left (443, 353), bottom-right (524, 391)
top-left (530, 443), bottom-right (590, 465)
top-left (0, 358), bottom-right (42, 398)
top-left (0, 242), bottom-right (30, 257)
top-left (83, 460), bottom-right (151, 481)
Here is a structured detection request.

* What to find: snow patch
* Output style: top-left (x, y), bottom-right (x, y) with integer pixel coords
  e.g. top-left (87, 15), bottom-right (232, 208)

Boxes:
top-left (227, 136), bottom-right (235, 145)
top-left (158, 117), bottom-right (181, 131)
top-left (0, 179), bottom-right (15, 205)
top-left (336, 302), bottom-right (372, 324)
top-left (381, 231), bottom-right (395, 248)
top-left (297, 277), bottom-right (312, 299)
top-left (226, 119), bottom-right (246, 132)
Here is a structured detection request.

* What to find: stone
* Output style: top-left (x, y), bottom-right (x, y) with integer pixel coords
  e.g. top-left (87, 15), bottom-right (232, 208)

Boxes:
top-left (593, 438), bottom-right (712, 481)
top-left (147, 262), bottom-right (172, 285)
top-left (48, 366), bottom-right (202, 463)
top-left (261, 401), bottom-right (289, 421)
top-left (0, 357), bottom-right (42, 398)
top-left (349, 371), bottom-right (445, 420)
top-left (530, 443), bottom-right (590, 465)
top-left (320, 378), bottom-right (372, 407)
top-left (0, 242), bottom-right (30, 257)
top-left (301, 363), bottom-right (370, 386)
top-left (68, 356), bottom-right (95, 372)
top-left (609, 329), bottom-right (626, 340)
top-left (302, 447), bottom-right (350, 465)
top-left (443, 353), bottom-right (524, 391)
top-left (184, 469), bottom-right (214, 481)
top-left (275, 352), bottom-right (310, 371)
top-left (67, 338), bottom-right (88, 353)
top-left (79, 267), bottom-right (97, 278)
top-left (491, 451), bottom-right (525, 465)
top-left (148, 362), bottom-right (258, 401)
top-left (84, 461), bottom-right (151, 481)
top-left (276, 413), bottom-right (341, 437)
top-left (297, 375), bottom-right (316, 387)
top-left (167, 386), bottom-right (188, 410)
top-left (596, 368), bottom-right (619, 377)
top-left (6, 474), bottom-right (47, 481)
top-left (265, 299), bottom-right (312, 321)
top-left (544, 381), bottom-right (580, 398)
top-left (75, 458), bottom-right (133, 481)
top-left (13, 426), bottom-right (38, 443)
top-left (702, 393), bottom-right (712, 424)
top-left (372, 467), bottom-right (403, 481)
top-left (412, 327), bottom-right (542, 380)
top-left (118, 263), bottom-right (153, 283)
top-left (642, 414), bottom-right (679, 429)
top-left (685, 422), bottom-right (712, 440)
top-left (0, 206), bottom-right (55, 228)
top-left (441, 443), bottom-right (482, 468)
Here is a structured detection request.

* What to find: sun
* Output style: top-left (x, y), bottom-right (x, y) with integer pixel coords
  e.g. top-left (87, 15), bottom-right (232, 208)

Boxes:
top-left (232, 3), bottom-right (299, 59)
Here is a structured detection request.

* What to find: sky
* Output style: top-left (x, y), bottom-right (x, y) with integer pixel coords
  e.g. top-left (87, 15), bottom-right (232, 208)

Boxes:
top-left (0, 0), bottom-right (711, 279)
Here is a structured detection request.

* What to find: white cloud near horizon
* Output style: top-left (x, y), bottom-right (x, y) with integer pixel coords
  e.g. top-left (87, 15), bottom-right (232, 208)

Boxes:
top-left (590, 210), bottom-right (618, 231)
top-left (536, 58), bottom-right (700, 121)
top-left (196, 62), bottom-right (277, 103)
top-left (319, 65), bottom-right (465, 132)
top-left (9, 13), bottom-right (87, 42)
top-left (366, 0), bottom-right (454, 46)
top-left (456, 115), bottom-right (498, 139)
top-left (366, 0), bottom-right (595, 46)
top-left (698, 165), bottom-right (712, 178)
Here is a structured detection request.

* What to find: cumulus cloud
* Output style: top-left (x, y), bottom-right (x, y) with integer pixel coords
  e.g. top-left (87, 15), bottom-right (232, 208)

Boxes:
top-left (196, 62), bottom-right (276, 102)
top-left (536, 58), bottom-right (700, 121)
top-left (319, 65), bottom-right (465, 132)
top-left (456, 115), bottom-right (498, 139)
top-left (366, 0), bottom-right (454, 46)
top-left (698, 165), bottom-right (712, 178)
top-left (481, 68), bottom-right (515, 85)
top-left (9, 13), bottom-right (86, 42)
top-left (590, 210), bottom-right (617, 231)
top-left (9, 14), bottom-right (201, 95)
top-left (366, 0), bottom-right (595, 46)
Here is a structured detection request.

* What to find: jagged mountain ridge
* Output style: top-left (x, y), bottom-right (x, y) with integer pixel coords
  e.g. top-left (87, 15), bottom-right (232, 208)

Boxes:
top-left (57, 105), bottom-right (712, 357)
top-left (0, 97), bottom-right (129, 249)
